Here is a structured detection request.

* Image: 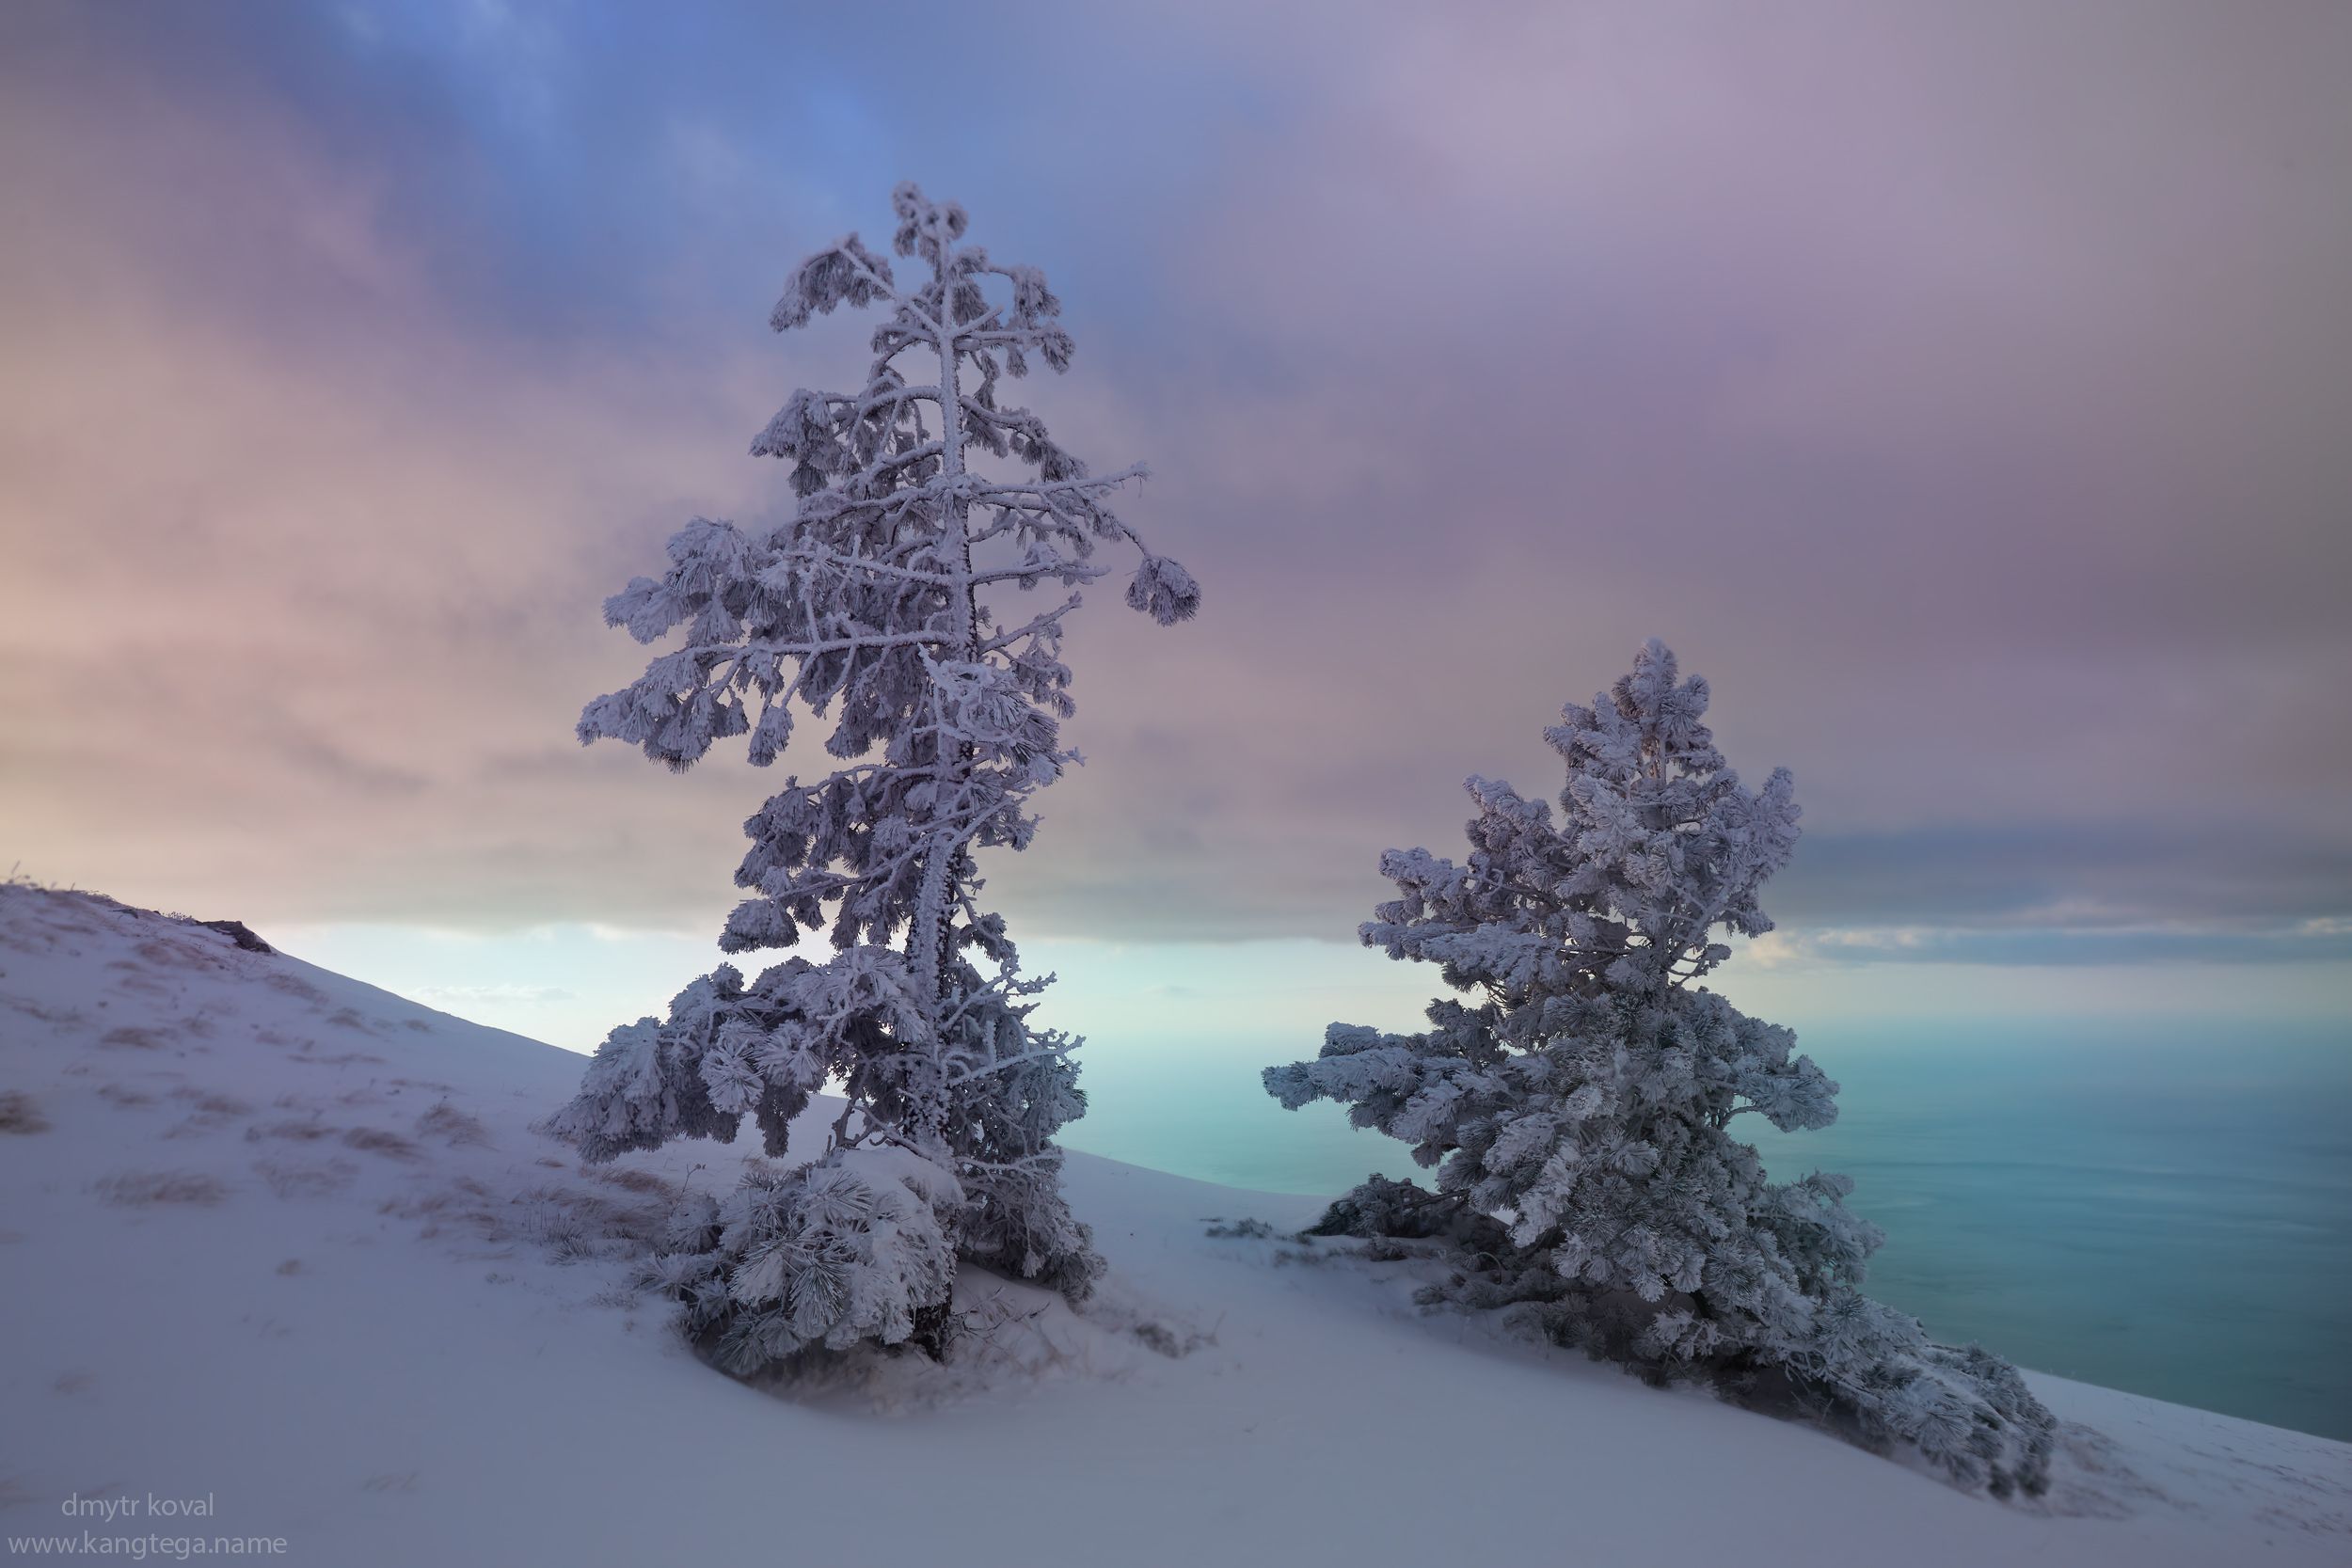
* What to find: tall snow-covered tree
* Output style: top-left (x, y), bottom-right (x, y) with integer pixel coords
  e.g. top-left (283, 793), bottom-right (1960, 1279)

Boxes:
top-left (546, 184), bottom-right (1198, 1370)
top-left (1265, 641), bottom-right (2054, 1495)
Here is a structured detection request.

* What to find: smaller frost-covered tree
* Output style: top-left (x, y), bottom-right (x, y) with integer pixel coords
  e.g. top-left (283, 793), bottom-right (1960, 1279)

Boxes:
top-left (1266, 641), bottom-right (2054, 1495)
top-left (545, 185), bottom-right (1196, 1372)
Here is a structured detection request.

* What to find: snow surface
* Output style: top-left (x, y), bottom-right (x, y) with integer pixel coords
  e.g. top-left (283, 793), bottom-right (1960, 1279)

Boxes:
top-left (0, 883), bottom-right (2344, 1566)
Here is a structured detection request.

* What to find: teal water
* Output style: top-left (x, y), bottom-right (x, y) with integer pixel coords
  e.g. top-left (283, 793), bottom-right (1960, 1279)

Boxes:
top-left (1058, 1020), bottom-right (2352, 1442)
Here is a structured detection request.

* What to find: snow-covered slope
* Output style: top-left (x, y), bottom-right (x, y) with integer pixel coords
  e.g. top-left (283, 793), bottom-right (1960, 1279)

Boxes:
top-left (1, 884), bottom-right (2344, 1566)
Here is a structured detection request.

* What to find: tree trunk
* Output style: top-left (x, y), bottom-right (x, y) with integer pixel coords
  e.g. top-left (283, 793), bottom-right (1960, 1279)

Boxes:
top-left (907, 227), bottom-right (977, 1152)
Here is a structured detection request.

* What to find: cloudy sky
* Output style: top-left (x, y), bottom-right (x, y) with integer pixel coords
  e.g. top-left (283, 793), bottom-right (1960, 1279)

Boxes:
top-left (4, 0), bottom-right (2347, 1049)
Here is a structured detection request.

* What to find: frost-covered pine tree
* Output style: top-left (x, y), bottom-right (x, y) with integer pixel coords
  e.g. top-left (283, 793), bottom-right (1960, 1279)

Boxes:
top-left (1265, 641), bottom-right (2054, 1495)
top-left (546, 184), bottom-right (1198, 1370)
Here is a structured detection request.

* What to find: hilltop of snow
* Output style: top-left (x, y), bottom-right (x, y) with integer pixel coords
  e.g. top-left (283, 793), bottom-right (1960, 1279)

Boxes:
top-left (0, 883), bottom-right (2344, 1566)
